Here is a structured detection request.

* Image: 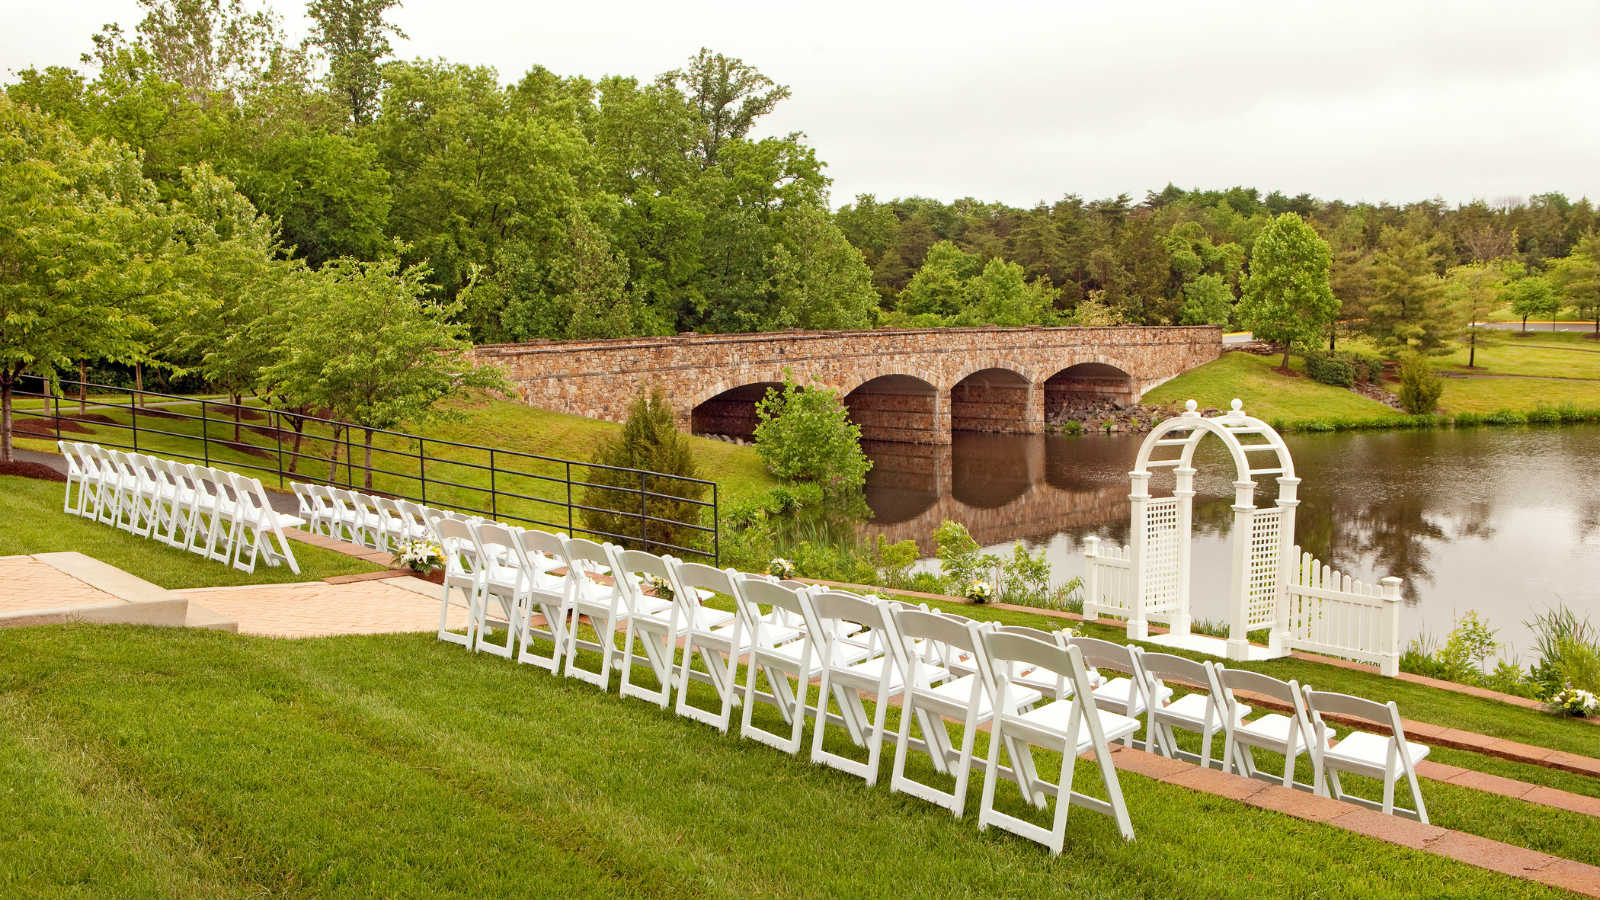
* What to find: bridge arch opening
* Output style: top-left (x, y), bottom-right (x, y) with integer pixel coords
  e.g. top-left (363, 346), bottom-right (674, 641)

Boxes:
top-left (1044, 362), bottom-right (1135, 420)
top-left (844, 374), bottom-right (940, 444)
top-left (951, 367), bottom-right (1035, 434)
top-left (690, 382), bottom-right (783, 441)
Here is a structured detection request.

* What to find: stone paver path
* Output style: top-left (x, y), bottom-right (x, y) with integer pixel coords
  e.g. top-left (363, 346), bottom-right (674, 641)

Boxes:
top-left (179, 577), bottom-right (463, 638)
top-left (0, 555), bottom-right (124, 613)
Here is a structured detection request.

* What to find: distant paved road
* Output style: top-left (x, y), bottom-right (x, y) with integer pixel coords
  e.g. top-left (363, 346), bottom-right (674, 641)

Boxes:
top-left (1476, 321), bottom-right (1598, 333)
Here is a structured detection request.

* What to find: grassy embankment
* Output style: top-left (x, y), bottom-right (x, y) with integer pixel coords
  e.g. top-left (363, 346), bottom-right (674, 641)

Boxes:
top-left (1146, 331), bottom-right (1600, 430)
top-left (0, 475), bottom-right (376, 588)
top-left (0, 622), bottom-right (1589, 899)
top-left (15, 393), bottom-right (779, 539)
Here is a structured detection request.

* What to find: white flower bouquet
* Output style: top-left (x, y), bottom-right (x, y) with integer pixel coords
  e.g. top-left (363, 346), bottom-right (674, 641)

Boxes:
top-left (768, 557), bottom-right (796, 579)
top-left (395, 539), bottom-right (444, 575)
top-left (1551, 684), bottom-right (1599, 717)
top-left (964, 580), bottom-right (993, 604)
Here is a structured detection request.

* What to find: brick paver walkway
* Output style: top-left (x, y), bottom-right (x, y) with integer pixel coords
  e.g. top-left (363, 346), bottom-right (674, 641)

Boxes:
top-left (179, 577), bottom-right (464, 638)
top-left (0, 555), bottom-right (125, 613)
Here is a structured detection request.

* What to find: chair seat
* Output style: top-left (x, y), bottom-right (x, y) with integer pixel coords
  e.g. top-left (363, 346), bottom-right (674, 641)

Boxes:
top-left (1235, 712), bottom-right (1314, 746)
top-left (1156, 693), bottom-right (1246, 729)
top-left (1016, 701), bottom-right (1141, 751)
top-left (927, 673), bottom-right (1042, 717)
top-left (1326, 730), bottom-right (1429, 770)
top-left (1094, 677), bottom-right (1170, 715)
top-left (839, 653), bottom-right (911, 695)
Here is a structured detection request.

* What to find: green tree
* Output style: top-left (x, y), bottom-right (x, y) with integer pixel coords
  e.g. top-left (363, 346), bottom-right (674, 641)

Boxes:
top-left (259, 255), bottom-right (505, 486)
top-left (1503, 271), bottom-right (1558, 332)
top-left (662, 48), bottom-right (790, 168)
top-left (0, 96), bottom-right (175, 461)
top-left (1235, 212), bottom-right (1337, 370)
top-left (766, 206), bottom-right (878, 331)
top-left (1445, 262), bottom-right (1505, 368)
top-left (1370, 226), bottom-right (1453, 355)
top-left (955, 257), bottom-right (1057, 326)
top-left (1179, 273), bottom-right (1234, 326)
top-left (897, 240), bottom-right (980, 319)
top-left (305, 0), bottom-right (406, 125)
top-left (753, 377), bottom-right (871, 511)
top-left (88, 0), bottom-right (306, 104)
top-left (580, 388), bottom-right (709, 554)
top-left (1549, 232), bottom-right (1600, 336)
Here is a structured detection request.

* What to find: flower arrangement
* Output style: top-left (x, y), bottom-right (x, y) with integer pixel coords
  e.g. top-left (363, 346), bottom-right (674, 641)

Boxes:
top-left (767, 557), bottom-right (796, 579)
top-left (1550, 684), bottom-right (1599, 717)
top-left (394, 539), bottom-right (444, 575)
top-left (964, 579), bottom-right (993, 604)
top-left (645, 574), bottom-right (675, 600)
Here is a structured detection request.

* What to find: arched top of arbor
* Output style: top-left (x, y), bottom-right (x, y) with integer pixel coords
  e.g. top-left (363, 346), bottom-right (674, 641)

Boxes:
top-left (1132, 398), bottom-right (1296, 490)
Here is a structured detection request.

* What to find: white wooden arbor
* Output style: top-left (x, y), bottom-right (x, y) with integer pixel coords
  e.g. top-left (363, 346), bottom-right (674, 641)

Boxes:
top-left (1124, 398), bottom-right (1300, 661)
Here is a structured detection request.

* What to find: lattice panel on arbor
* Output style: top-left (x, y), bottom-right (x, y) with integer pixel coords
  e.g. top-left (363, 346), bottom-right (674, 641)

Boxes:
top-left (1246, 508), bottom-right (1283, 628)
top-left (1142, 497), bottom-right (1181, 613)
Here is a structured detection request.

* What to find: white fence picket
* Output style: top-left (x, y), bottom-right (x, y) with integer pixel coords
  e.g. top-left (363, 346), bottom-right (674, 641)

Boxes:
top-left (1282, 545), bottom-right (1402, 676)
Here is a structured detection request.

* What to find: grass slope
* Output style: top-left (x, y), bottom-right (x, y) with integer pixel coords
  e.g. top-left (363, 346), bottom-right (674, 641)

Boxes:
top-left (0, 625), bottom-right (1569, 900)
top-left (16, 394), bottom-right (778, 536)
top-left (0, 475), bottom-right (375, 589)
top-left (1143, 352), bottom-right (1403, 426)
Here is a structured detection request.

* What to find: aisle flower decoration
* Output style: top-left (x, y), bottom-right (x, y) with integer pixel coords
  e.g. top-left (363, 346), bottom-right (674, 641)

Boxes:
top-left (395, 539), bottom-right (444, 575)
top-left (768, 557), bottom-right (796, 579)
top-left (1551, 684), bottom-right (1599, 717)
top-left (965, 580), bottom-right (993, 604)
top-left (645, 574), bottom-right (675, 600)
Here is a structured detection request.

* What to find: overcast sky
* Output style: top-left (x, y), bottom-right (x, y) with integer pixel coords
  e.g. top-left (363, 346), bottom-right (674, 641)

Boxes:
top-left (5, 0), bottom-right (1598, 209)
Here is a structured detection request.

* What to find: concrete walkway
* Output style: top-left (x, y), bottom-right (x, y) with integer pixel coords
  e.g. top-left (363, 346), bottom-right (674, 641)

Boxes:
top-left (0, 552), bottom-right (235, 631)
top-left (177, 575), bottom-right (465, 639)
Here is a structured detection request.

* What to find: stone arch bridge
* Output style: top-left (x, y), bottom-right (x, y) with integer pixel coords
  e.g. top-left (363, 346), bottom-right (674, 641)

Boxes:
top-left (475, 325), bottom-right (1220, 445)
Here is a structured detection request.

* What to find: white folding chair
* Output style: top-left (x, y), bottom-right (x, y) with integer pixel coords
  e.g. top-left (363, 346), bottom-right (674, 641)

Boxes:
top-left (60, 441), bottom-right (88, 515)
top-left (1141, 652), bottom-right (1239, 770)
top-left (669, 561), bottom-right (749, 731)
top-left (977, 633), bottom-right (1137, 851)
top-left (349, 491), bottom-right (386, 549)
top-left (289, 481), bottom-right (318, 527)
top-left (607, 549), bottom-right (694, 708)
top-left (511, 528), bottom-right (576, 674)
top-left (229, 473), bottom-right (303, 574)
top-left (1216, 667), bottom-right (1322, 790)
top-left (468, 521), bottom-right (522, 658)
top-left (1069, 636), bottom-right (1166, 748)
top-left (434, 516), bottom-right (481, 648)
top-left (560, 538), bottom-right (633, 690)
top-left (304, 483), bottom-right (340, 537)
top-left (325, 488), bottom-right (367, 545)
top-left (189, 467), bottom-right (239, 563)
top-left (391, 499), bottom-right (434, 546)
top-left (1305, 689), bottom-right (1430, 822)
top-left (93, 447), bottom-right (135, 529)
top-left (888, 609), bottom-right (1044, 816)
top-left (142, 457), bottom-right (185, 545)
top-left (734, 577), bottom-right (822, 754)
top-left (807, 590), bottom-right (922, 785)
top-left (71, 442), bottom-right (107, 519)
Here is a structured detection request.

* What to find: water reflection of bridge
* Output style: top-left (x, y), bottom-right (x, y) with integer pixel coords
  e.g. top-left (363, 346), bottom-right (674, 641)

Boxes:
top-left (861, 434), bottom-right (1132, 554)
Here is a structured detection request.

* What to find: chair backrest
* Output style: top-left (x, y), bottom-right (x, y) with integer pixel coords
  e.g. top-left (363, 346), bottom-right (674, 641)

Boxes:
top-left (1304, 689), bottom-right (1405, 737)
top-left (1068, 635), bottom-right (1138, 674)
top-left (228, 472), bottom-right (266, 518)
top-left (395, 499), bottom-right (429, 530)
top-left (433, 516), bottom-right (478, 577)
top-left (511, 528), bottom-right (571, 596)
top-left (1140, 652), bottom-right (1213, 694)
top-left (289, 481), bottom-right (314, 514)
top-left (372, 495), bottom-right (404, 521)
top-left (614, 548), bottom-right (679, 615)
top-left (1216, 666), bottom-right (1300, 707)
top-left (891, 606), bottom-right (981, 664)
top-left (735, 575), bottom-right (810, 624)
top-left (472, 520), bottom-right (518, 562)
top-left (809, 589), bottom-right (898, 666)
top-left (673, 561), bottom-right (738, 599)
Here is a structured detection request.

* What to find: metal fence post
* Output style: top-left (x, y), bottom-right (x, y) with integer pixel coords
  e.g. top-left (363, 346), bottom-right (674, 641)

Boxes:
top-left (53, 389), bottom-right (61, 442)
top-left (489, 447), bottom-right (497, 520)
top-left (200, 399), bottom-right (210, 466)
top-left (638, 469), bottom-right (648, 547)
top-left (273, 411), bottom-right (285, 489)
top-left (712, 482), bottom-right (720, 565)
top-left (129, 388), bottom-right (138, 451)
top-left (565, 461), bottom-right (574, 537)
top-left (418, 439), bottom-right (427, 504)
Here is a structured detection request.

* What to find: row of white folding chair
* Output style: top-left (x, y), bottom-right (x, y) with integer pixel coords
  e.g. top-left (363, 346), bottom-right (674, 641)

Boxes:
top-left (58, 441), bottom-right (301, 574)
top-left (289, 482), bottom-right (433, 553)
top-left (1137, 652), bottom-right (1430, 821)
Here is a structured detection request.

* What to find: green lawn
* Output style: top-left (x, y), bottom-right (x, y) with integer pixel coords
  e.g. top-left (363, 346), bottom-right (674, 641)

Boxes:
top-left (17, 393), bottom-right (778, 540)
top-left (1144, 352), bottom-right (1404, 427)
top-left (0, 624), bottom-right (1572, 899)
top-left (0, 475), bottom-right (376, 589)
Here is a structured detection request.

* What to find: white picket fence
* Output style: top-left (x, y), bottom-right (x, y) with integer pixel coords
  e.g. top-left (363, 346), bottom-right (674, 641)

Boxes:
top-left (1283, 546), bottom-right (1404, 676)
top-left (1080, 536), bottom-right (1132, 619)
top-left (1080, 537), bottom-right (1404, 676)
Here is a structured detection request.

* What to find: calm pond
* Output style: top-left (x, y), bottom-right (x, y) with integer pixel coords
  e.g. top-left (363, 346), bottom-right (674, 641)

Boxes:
top-left (862, 426), bottom-right (1600, 656)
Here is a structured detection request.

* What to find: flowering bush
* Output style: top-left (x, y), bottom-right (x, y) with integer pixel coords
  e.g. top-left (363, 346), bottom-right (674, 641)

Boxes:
top-left (767, 557), bottom-right (796, 579)
top-left (964, 580), bottom-right (993, 604)
top-left (394, 540), bottom-right (444, 575)
top-left (1550, 684), bottom-right (1599, 717)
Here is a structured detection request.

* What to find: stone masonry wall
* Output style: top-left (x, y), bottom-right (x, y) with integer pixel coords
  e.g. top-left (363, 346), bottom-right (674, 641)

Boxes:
top-left (473, 325), bottom-right (1221, 445)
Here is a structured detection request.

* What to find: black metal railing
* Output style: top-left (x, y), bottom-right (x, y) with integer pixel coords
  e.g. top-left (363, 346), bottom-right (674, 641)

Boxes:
top-left (14, 379), bottom-right (718, 562)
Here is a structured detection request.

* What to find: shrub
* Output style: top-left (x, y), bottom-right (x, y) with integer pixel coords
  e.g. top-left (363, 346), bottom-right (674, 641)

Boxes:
top-left (1527, 407), bottom-right (1562, 425)
top-left (998, 543), bottom-right (1051, 605)
top-left (1348, 353), bottom-right (1385, 384)
top-left (872, 536), bottom-right (920, 590)
top-left (1453, 411), bottom-right (1483, 427)
top-left (1528, 606), bottom-right (1600, 700)
top-left (580, 389), bottom-right (708, 554)
top-left (933, 520), bottom-right (997, 591)
top-left (753, 376), bottom-right (871, 512)
top-left (1482, 410), bottom-right (1528, 426)
top-left (1305, 352), bottom-right (1355, 388)
top-left (1397, 355), bottom-right (1444, 414)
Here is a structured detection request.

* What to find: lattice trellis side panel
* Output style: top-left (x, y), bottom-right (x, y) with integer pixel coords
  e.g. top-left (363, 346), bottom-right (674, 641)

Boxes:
top-left (1246, 509), bottom-right (1283, 628)
top-left (1142, 497), bottom-right (1181, 614)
